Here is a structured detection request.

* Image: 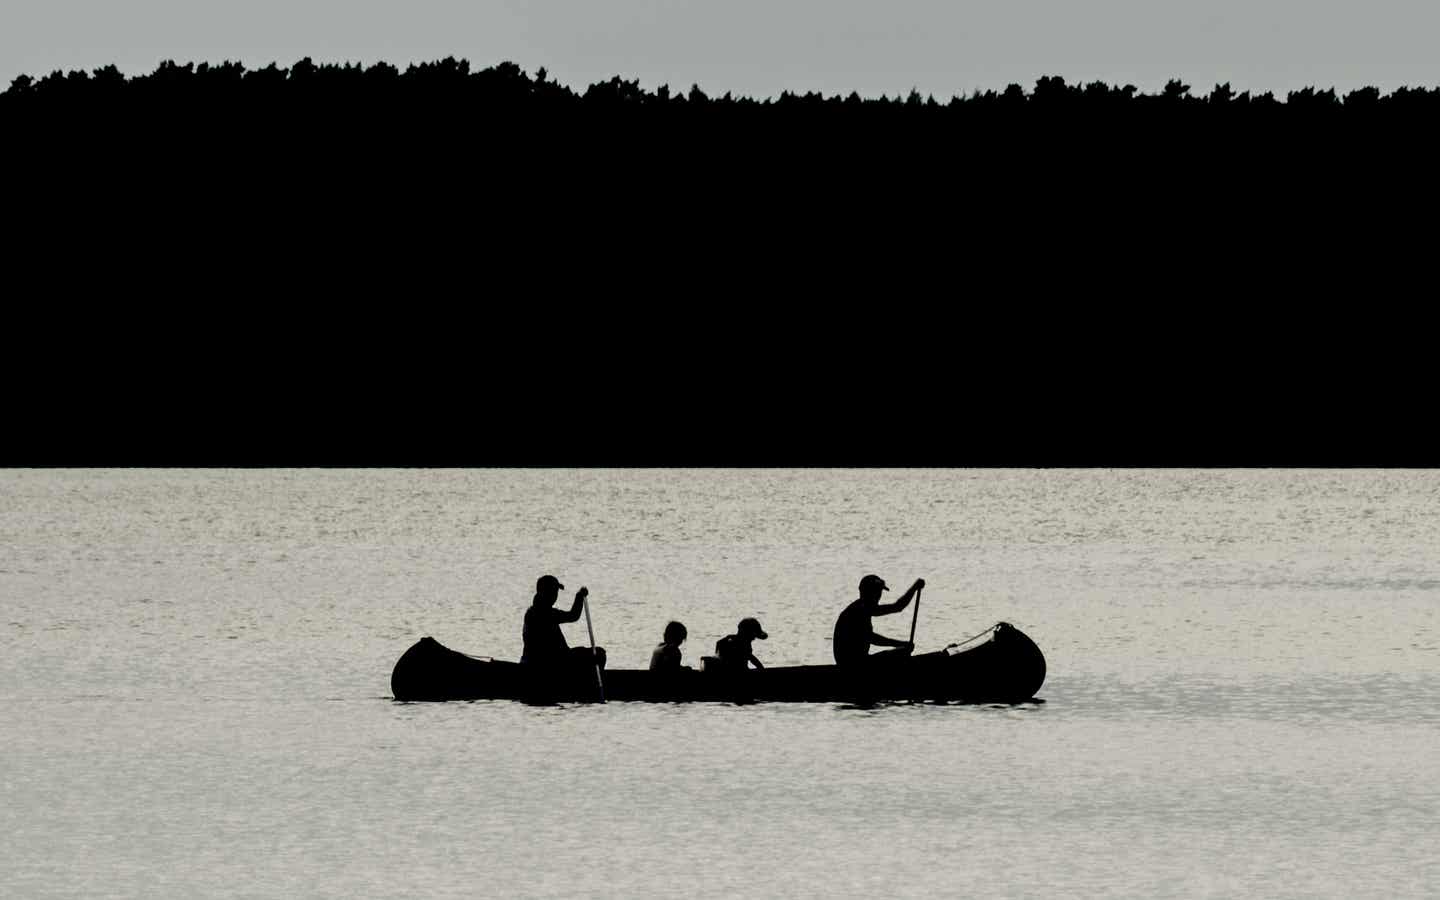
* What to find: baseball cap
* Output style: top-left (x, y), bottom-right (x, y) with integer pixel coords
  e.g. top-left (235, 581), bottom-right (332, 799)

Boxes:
top-left (738, 617), bottom-right (768, 640)
top-left (536, 574), bottom-right (565, 591)
top-left (860, 574), bottom-right (890, 592)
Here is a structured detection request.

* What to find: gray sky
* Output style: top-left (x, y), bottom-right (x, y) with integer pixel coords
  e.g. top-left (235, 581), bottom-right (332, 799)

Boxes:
top-left (6, 0), bottom-right (1440, 97)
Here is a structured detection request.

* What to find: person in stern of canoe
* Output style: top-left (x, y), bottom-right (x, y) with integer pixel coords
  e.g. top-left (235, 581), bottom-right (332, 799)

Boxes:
top-left (522, 575), bottom-right (606, 670)
top-left (649, 620), bottom-right (690, 671)
top-left (832, 574), bottom-right (924, 665)
top-left (715, 617), bottom-right (768, 670)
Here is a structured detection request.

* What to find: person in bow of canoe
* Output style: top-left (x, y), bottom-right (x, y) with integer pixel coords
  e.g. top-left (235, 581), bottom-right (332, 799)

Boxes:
top-left (832, 574), bottom-right (924, 665)
top-left (649, 620), bottom-right (690, 671)
top-left (522, 575), bottom-right (606, 669)
top-left (715, 617), bottom-right (768, 670)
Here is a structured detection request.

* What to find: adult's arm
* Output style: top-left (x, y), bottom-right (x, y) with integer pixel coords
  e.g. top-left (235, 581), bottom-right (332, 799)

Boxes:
top-left (869, 632), bottom-right (915, 651)
top-left (557, 586), bottom-right (588, 623)
top-left (748, 653), bottom-right (765, 669)
top-left (874, 578), bottom-right (925, 615)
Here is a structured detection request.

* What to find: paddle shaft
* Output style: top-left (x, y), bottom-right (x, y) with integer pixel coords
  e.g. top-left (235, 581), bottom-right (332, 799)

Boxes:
top-left (583, 596), bottom-right (605, 702)
top-left (908, 585), bottom-right (922, 645)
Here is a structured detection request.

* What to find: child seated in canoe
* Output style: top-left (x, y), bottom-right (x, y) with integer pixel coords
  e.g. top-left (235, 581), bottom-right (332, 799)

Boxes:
top-left (714, 617), bottom-right (767, 670)
top-left (649, 621), bottom-right (690, 671)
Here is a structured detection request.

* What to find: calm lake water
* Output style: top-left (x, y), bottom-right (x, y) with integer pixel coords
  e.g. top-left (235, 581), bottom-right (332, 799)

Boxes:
top-left (2, 469), bottom-right (1437, 897)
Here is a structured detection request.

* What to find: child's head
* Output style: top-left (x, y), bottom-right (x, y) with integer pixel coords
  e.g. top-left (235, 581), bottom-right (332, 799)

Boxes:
top-left (663, 621), bottom-right (688, 645)
top-left (737, 617), bottom-right (768, 641)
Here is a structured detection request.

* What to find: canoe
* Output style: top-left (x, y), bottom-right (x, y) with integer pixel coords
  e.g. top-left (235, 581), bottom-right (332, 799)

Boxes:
top-left (391, 621), bottom-right (1046, 704)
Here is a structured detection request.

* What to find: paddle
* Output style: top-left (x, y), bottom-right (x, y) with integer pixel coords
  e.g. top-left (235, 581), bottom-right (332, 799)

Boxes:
top-left (907, 582), bottom-right (923, 649)
top-left (582, 589), bottom-right (605, 703)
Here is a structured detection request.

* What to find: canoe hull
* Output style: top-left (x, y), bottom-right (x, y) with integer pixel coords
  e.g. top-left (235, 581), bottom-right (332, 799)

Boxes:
top-left (391, 622), bottom-right (1045, 704)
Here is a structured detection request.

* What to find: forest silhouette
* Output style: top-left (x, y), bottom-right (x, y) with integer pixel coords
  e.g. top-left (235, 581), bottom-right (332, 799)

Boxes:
top-left (7, 57), bottom-right (1436, 121)
top-left (3, 58), bottom-right (1431, 464)
top-left (5, 57), bottom-right (1432, 307)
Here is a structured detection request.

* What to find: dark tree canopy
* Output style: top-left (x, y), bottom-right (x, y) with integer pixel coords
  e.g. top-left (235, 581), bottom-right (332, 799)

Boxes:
top-left (3, 58), bottom-right (1434, 465)
top-left (7, 56), bottom-right (1437, 115)
top-left (5, 57), bottom-right (1434, 321)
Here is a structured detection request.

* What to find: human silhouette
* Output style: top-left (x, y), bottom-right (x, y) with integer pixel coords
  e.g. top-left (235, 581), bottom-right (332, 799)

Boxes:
top-left (715, 617), bottom-right (767, 670)
top-left (649, 620), bottom-right (689, 671)
top-left (521, 575), bottom-right (606, 670)
top-left (832, 574), bottom-right (923, 665)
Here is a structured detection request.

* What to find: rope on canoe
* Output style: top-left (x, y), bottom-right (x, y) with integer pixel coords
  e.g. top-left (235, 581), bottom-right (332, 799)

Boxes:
top-left (947, 623), bottom-right (1001, 650)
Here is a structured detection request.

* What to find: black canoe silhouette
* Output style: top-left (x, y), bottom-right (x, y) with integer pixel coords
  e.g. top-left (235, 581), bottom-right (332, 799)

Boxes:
top-left (391, 622), bottom-right (1045, 703)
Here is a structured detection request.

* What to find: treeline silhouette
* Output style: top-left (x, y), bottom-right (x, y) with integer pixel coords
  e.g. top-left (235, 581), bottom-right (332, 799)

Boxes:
top-left (7, 56), bottom-right (1439, 117)
top-left (12, 56), bottom-right (1440, 172)
top-left (5, 57), bottom-right (1434, 308)
top-left (4, 58), bottom-right (1432, 465)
